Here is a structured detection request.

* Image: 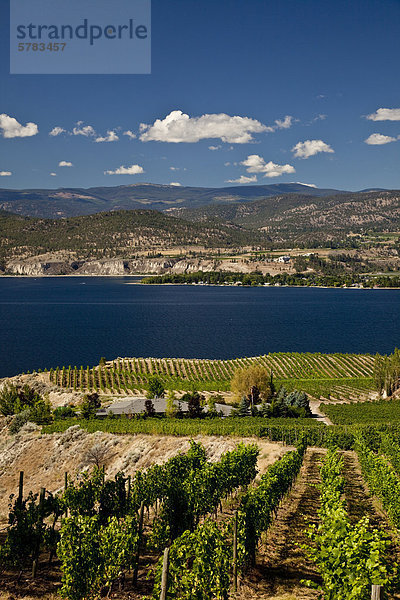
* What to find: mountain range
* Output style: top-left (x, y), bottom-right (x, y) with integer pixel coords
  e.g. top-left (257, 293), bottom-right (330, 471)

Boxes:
top-left (0, 182), bottom-right (349, 219)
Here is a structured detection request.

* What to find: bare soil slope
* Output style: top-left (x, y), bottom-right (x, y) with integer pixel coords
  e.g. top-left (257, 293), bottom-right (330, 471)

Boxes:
top-left (0, 425), bottom-right (289, 522)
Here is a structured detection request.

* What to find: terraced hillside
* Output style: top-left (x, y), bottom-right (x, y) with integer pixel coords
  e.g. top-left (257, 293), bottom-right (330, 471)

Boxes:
top-left (47, 351), bottom-right (376, 401)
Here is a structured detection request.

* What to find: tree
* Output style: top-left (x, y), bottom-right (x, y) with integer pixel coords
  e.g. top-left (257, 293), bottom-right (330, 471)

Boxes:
top-left (237, 396), bottom-right (250, 417)
top-left (29, 395), bottom-right (53, 424)
top-left (0, 383), bottom-right (41, 416)
top-left (165, 389), bottom-right (178, 418)
top-left (80, 393), bottom-right (101, 419)
top-left (247, 385), bottom-right (261, 414)
top-left (84, 443), bottom-right (111, 468)
top-left (0, 384), bottom-right (20, 416)
top-left (373, 353), bottom-right (386, 395)
top-left (207, 395), bottom-right (217, 416)
top-left (146, 376), bottom-right (165, 399)
top-left (181, 392), bottom-right (204, 418)
top-left (231, 365), bottom-right (273, 402)
top-left (144, 398), bottom-right (156, 416)
top-left (54, 406), bottom-right (76, 420)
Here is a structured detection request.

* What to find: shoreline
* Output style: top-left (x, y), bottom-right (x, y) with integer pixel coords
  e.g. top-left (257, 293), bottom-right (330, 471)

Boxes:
top-left (0, 274), bottom-right (400, 290)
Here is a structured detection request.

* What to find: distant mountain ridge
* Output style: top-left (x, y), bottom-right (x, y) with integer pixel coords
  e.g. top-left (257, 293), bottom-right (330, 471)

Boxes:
top-left (178, 189), bottom-right (400, 243)
top-left (0, 182), bottom-right (348, 218)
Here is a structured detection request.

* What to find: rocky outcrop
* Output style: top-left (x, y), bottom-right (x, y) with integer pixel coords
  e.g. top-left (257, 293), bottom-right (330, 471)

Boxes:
top-left (6, 261), bottom-right (75, 276)
top-left (2, 256), bottom-right (279, 276)
top-left (77, 259), bottom-right (131, 275)
top-left (3, 257), bottom-right (222, 276)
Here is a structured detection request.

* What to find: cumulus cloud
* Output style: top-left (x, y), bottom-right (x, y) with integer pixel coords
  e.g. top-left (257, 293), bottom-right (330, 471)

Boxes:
top-left (0, 171), bottom-right (12, 176)
top-left (364, 133), bottom-right (398, 145)
top-left (123, 130), bottom-right (136, 139)
top-left (95, 130), bottom-right (119, 143)
top-left (292, 139), bottom-right (334, 159)
top-left (104, 164), bottom-right (144, 175)
top-left (366, 108), bottom-right (400, 121)
top-left (241, 154), bottom-right (295, 178)
top-left (72, 121), bottom-right (96, 137)
top-left (208, 145), bottom-right (222, 150)
top-left (226, 175), bottom-right (258, 184)
top-left (139, 110), bottom-right (268, 143)
top-left (59, 161), bottom-right (73, 167)
top-left (169, 182), bottom-right (182, 186)
top-left (49, 126), bottom-right (66, 137)
top-left (274, 115), bottom-right (294, 129)
top-left (50, 172), bottom-right (57, 176)
top-left (0, 114), bottom-right (38, 138)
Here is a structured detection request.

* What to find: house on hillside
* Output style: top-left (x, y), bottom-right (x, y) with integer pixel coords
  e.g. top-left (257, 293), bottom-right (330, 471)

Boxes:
top-left (96, 397), bottom-right (233, 418)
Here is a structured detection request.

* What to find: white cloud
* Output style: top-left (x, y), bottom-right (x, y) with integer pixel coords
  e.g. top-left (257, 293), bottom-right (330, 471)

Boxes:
top-left (49, 126), bottom-right (66, 137)
top-left (104, 164), bottom-right (144, 175)
top-left (72, 121), bottom-right (96, 137)
top-left (366, 108), bottom-right (400, 121)
top-left (170, 166), bottom-right (180, 171)
top-left (139, 110), bottom-right (268, 143)
top-left (226, 175), bottom-right (258, 184)
top-left (293, 181), bottom-right (317, 188)
top-left (0, 171), bottom-right (12, 176)
top-left (208, 145), bottom-right (222, 150)
top-left (292, 139), bottom-right (334, 159)
top-left (224, 162), bottom-right (231, 166)
top-left (307, 114), bottom-right (327, 125)
top-left (0, 114), bottom-right (38, 138)
top-left (241, 154), bottom-right (295, 177)
top-left (95, 130), bottom-right (119, 143)
top-left (59, 160), bottom-right (73, 167)
top-left (169, 182), bottom-right (182, 186)
top-left (274, 115), bottom-right (294, 129)
top-left (50, 172), bottom-right (57, 176)
top-left (364, 133), bottom-right (398, 145)
top-left (123, 130), bottom-right (136, 139)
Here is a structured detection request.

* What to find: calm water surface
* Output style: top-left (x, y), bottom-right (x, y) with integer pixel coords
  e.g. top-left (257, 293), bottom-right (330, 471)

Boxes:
top-left (0, 277), bottom-right (398, 377)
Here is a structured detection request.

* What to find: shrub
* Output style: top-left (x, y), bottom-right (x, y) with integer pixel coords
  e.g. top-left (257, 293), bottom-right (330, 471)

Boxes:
top-left (54, 406), bottom-right (76, 420)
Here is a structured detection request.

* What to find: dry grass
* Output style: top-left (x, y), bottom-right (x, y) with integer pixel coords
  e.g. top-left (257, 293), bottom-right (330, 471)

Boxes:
top-left (0, 427), bottom-right (289, 522)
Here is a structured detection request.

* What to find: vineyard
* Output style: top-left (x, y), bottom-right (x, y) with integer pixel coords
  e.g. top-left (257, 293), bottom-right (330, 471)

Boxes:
top-left (321, 399), bottom-right (400, 425)
top-left (3, 430), bottom-right (400, 600)
top-left (45, 351), bottom-right (376, 400)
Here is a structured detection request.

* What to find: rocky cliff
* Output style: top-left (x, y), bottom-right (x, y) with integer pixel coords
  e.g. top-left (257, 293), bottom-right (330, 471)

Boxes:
top-left (2, 256), bottom-right (291, 276)
top-left (3, 257), bottom-right (240, 276)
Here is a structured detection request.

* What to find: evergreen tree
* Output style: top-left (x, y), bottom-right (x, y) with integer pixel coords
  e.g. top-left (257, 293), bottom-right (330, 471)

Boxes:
top-left (144, 399), bottom-right (155, 417)
top-left (237, 396), bottom-right (250, 417)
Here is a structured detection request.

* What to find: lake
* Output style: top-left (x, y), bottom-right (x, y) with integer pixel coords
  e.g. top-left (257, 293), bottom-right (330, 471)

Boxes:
top-left (0, 277), bottom-right (399, 377)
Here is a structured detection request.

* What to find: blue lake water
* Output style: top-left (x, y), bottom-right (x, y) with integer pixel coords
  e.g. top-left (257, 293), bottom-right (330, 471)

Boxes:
top-left (0, 276), bottom-right (399, 377)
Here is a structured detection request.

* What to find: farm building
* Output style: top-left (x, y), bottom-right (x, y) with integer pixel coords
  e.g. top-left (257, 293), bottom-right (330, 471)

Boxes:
top-left (96, 397), bottom-right (233, 417)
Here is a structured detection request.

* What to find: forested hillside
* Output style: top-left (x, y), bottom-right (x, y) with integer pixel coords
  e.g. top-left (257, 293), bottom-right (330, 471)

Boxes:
top-left (0, 209), bottom-right (267, 264)
top-left (178, 190), bottom-right (400, 244)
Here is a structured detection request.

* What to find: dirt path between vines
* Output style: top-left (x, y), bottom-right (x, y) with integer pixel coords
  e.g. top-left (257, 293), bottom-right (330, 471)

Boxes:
top-left (232, 447), bottom-right (325, 600)
top-left (234, 448), bottom-right (400, 600)
top-left (342, 451), bottom-right (400, 600)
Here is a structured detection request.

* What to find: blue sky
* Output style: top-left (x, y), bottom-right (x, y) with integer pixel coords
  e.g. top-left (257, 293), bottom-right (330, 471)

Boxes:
top-left (1, 0), bottom-right (400, 191)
